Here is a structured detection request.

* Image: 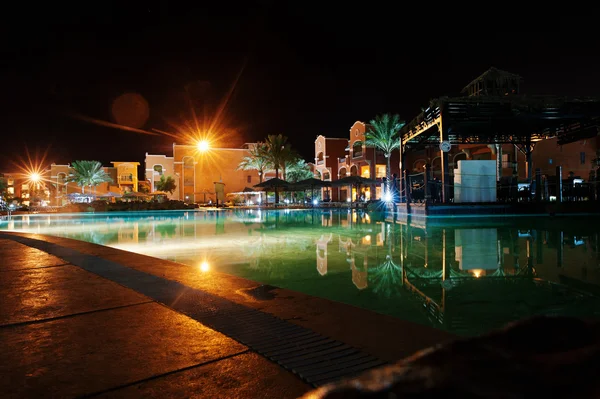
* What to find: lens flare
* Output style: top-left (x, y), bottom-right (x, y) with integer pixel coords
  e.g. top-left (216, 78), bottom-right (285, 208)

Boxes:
top-left (197, 140), bottom-right (210, 152)
top-left (200, 261), bottom-right (210, 272)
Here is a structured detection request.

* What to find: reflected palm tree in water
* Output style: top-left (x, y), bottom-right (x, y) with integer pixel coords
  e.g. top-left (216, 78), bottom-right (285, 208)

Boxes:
top-left (368, 254), bottom-right (403, 298)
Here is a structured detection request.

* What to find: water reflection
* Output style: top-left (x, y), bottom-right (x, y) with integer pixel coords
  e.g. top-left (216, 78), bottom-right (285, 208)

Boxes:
top-left (2, 209), bottom-right (600, 336)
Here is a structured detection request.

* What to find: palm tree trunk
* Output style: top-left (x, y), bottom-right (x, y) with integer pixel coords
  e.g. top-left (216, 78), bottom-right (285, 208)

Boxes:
top-left (386, 155), bottom-right (392, 200)
top-left (275, 167), bottom-right (280, 204)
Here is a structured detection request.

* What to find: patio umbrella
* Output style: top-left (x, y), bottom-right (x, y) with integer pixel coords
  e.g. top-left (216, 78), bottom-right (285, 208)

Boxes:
top-left (254, 178), bottom-right (290, 205)
top-left (291, 178), bottom-right (331, 205)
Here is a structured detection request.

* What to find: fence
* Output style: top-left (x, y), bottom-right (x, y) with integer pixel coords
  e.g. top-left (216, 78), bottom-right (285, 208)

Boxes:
top-left (398, 170), bottom-right (600, 204)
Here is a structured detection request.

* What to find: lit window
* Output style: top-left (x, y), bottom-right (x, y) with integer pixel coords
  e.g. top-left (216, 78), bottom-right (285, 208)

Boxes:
top-left (549, 158), bottom-right (553, 165)
top-left (375, 165), bottom-right (386, 178)
top-left (7, 187), bottom-right (14, 195)
top-left (360, 166), bottom-right (370, 178)
top-left (7, 178), bottom-right (14, 185)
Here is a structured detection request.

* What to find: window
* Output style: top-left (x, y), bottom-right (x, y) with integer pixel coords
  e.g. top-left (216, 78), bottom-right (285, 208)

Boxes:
top-left (549, 158), bottom-right (553, 165)
top-left (7, 178), bottom-right (14, 185)
top-left (247, 175), bottom-right (252, 183)
top-left (360, 165), bottom-right (370, 178)
top-left (7, 187), bottom-right (14, 195)
top-left (153, 165), bottom-right (163, 175)
top-left (375, 165), bottom-right (386, 178)
top-left (352, 142), bottom-right (363, 158)
top-left (580, 152), bottom-right (586, 165)
top-left (323, 172), bottom-right (330, 180)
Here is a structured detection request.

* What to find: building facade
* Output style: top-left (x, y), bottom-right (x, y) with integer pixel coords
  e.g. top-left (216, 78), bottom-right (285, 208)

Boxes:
top-left (147, 143), bottom-right (264, 203)
top-left (314, 136), bottom-right (347, 201)
top-left (315, 122), bottom-right (401, 202)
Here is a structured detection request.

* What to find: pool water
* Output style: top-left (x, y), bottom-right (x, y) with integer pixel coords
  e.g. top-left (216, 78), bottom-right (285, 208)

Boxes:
top-left (2, 209), bottom-right (600, 336)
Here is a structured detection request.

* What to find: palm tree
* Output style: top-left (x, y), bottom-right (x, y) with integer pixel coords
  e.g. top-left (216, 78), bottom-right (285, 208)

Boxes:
top-left (264, 134), bottom-right (295, 203)
top-left (365, 114), bottom-right (405, 200)
top-left (237, 142), bottom-right (271, 184)
top-left (285, 157), bottom-right (313, 183)
top-left (68, 160), bottom-right (113, 197)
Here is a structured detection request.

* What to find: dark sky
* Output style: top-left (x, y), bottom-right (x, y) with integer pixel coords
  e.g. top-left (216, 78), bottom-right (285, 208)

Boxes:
top-left (1, 3), bottom-right (599, 171)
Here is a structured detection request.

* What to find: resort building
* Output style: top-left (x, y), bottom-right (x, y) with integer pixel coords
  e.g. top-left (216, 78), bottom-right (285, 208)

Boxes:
top-left (146, 143), bottom-right (268, 204)
top-left (398, 67), bottom-right (600, 205)
top-left (47, 163), bottom-right (139, 205)
top-left (314, 122), bottom-right (401, 202)
top-left (314, 135), bottom-right (347, 201)
top-left (145, 154), bottom-right (177, 199)
top-left (111, 162), bottom-right (140, 193)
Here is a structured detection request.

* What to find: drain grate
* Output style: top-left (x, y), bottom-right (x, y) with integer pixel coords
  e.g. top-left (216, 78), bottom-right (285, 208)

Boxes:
top-left (0, 234), bottom-right (386, 386)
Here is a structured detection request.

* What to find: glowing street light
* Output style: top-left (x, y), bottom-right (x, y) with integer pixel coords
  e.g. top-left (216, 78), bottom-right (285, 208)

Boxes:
top-left (29, 172), bottom-right (41, 183)
top-left (197, 140), bottom-right (210, 153)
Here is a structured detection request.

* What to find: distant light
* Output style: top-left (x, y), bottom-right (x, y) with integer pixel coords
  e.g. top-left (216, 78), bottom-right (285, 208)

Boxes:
top-left (382, 191), bottom-right (392, 203)
top-left (472, 269), bottom-right (483, 278)
top-left (313, 199), bottom-right (318, 205)
top-left (257, 197), bottom-right (262, 204)
top-left (200, 261), bottom-right (210, 272)
top-left (346, 197), bottom-right (351, 202)
top-left (284, 199), bottom-right (289, 204)
top-left (197, 140), bottom-right (210, 152)
top-left (30, 173), bottom-right (41, 182)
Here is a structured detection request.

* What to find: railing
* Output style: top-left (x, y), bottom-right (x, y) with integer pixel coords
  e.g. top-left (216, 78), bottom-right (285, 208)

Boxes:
top-left (338, 157), bottom-right (346, 164)
top-left (352, 151), bottom-right (363, 158)
top-left (317, 159), bottom-right (325, 165)
top-left (119, 175), bottom-right (135, 182)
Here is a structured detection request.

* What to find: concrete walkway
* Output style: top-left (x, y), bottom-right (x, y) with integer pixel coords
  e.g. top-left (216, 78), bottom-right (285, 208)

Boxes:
top-left (0, 232), bottom-right (453, 398)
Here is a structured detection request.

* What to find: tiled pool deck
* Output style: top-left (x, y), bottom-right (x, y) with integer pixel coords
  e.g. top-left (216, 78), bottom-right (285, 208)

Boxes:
top-left (0, 231), bottom-right (452, 398)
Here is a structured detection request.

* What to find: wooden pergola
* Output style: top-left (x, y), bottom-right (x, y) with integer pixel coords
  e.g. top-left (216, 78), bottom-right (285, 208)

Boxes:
top-left (398, 92), bottom-right (600, 203)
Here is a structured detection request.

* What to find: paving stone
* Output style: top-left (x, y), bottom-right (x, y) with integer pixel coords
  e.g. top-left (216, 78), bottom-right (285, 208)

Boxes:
top-left (0, 265), bottom-right (149, 326)
top-left (95, 352), bottom-right (310, 399)
top-left (0, 302), bottom-right (247, 398)
top-left (0, 239), bottom-right (66, 271)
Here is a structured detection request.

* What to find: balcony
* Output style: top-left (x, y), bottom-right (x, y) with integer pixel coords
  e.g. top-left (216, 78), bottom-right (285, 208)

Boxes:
top-left (338, 157), bottom-right (346, 164)
top-left (317, 159), bottom-right (325, 165)
top-left (352, 150), bottom-right (363, 158)
top-left (118, 175), bottom-right (136, 183)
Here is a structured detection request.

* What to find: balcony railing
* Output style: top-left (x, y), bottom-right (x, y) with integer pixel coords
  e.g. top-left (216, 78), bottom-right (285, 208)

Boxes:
top-left (338, 157), bottom-right (346, 164)
top-left (317, 159), bottom-right (325, 165)
top-left (352, 151), bottom-right (363, 158)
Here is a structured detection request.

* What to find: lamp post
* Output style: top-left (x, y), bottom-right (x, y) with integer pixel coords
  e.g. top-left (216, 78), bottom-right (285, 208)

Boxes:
top-left (196, 139), bottom-right (210, 204)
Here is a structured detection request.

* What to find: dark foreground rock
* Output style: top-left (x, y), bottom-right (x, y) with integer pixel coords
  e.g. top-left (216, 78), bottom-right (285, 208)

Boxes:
top-left (301, 316), bottom-right (600, 398)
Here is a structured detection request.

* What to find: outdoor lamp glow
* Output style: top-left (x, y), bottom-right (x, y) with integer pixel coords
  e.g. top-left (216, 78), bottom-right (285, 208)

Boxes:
top-left (197, 140), bottom-right (210, 152)
top-left (29, 172), bottom-right (41, 182)
top-left (312, 199), bottom-right (318, 205)
top-left (383, 191), bottom-right (392, 202)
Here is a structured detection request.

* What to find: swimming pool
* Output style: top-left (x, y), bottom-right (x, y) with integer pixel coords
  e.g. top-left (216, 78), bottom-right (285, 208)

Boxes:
top-left (2, 209), bottom-right (599, 336)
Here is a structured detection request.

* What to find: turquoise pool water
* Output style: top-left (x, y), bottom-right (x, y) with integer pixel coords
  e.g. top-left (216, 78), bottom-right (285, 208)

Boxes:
top-left (2, 209), bottom-right (600, 336)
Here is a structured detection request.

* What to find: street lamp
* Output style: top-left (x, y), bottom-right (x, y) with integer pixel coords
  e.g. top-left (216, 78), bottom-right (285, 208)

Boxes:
top-left (29, 172), bottom-right (41, 183)
top-left (197, 140), bottom-right (210, 153)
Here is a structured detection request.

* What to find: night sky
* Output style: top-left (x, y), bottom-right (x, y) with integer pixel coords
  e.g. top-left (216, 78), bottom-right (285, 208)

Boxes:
top-left (2, 3), bottom-right (598, 171)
